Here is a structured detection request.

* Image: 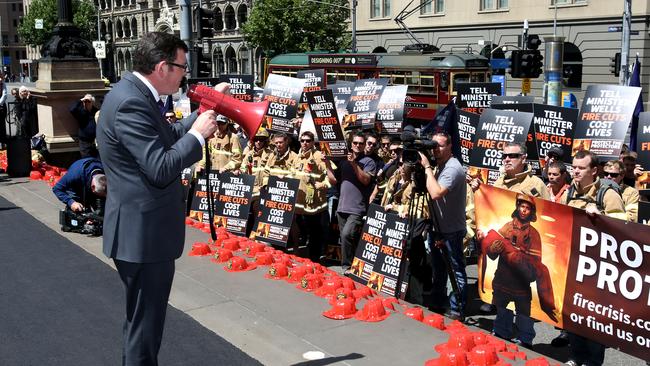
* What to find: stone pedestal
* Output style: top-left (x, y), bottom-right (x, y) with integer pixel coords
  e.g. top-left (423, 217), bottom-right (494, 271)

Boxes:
top-left (29, 58), bottom-right (109, 162)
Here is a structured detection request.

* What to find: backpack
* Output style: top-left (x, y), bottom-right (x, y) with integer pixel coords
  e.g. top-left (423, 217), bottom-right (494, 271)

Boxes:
top-left (566, 178), bottom-right (621, 211)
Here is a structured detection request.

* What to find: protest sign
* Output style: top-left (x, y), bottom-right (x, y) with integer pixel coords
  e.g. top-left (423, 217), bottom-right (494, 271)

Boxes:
top-left (468, 109), bottom-right (533, 184)
top-left (636, 112), bottom-right (650, 170)
top-left (328, 81), bottom-right (354, 117)
top-left (476, 185), bottom-right (650, 362)
top-left (456, 110), bottom-right (480, 166)
top-left (491, 103), bottom-right (540, 175)
top-left (181, 167), bottom-right (194, 215)
top-left (305, 89), bottom-right (347, 157)
top-left (344, 78), bottom-right (388, 129)
top-left (533, 104), bottom-right (578, 165)
top-left (251, 176), bottom-right (300, 247)
top-left (491, 95), bottom-right (535, 105)
top-left (456, 82), bottom-right (501, 115)
top-left (188, 171), bottom-right (220, 223)
top-left (573, 85), bottom-right (641, 160)
top-left (214, 172), bottom-right (255, 235)
top-left (638, 201), bottom-right (650, 225)
top-left (218, 74), bottom-right (254, 102)
top-left (368, 211), bottom-right (410, 298)
top-left (349, 204), bottom-right (387, 283)
top-left (262, 74), bottom-right (306, 133)
top-left (375, 85), bottom-right (407, 135)
top-left (297, 69), bottom-right (325, 105)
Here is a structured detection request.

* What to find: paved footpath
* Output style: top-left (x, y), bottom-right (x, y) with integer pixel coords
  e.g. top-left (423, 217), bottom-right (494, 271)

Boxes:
top-left (0, 175), bottom-right (645, 365)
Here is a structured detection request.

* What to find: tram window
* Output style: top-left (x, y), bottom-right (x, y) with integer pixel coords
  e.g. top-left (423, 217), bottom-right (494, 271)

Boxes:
top-left (326, 72), bottom-right (337, 85)
top-left (272, 69), bottom-right (297, 78)
top-left (471, 73), bottom-right (486, 82)
top-left (421, 74), bottom-right (436, 96)
top-left (452, 72), bottom-right (469, 93)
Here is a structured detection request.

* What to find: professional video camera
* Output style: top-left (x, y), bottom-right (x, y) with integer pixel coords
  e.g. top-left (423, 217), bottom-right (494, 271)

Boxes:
top-left (59, 199), bottom-right (104, 236)
top-left (400, 125), bottom-right (438, 165)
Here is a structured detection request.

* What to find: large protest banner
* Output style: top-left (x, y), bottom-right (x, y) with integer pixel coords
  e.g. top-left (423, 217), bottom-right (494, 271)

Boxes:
top-left (344, 78), bottom-right (388, 129)
top-left (251, 176), bottom-right (300, 247)
top-left (636, 112), bottom-right (650, 192)
top-left (188, 171), bottom-right (220, 222)
top-left (349, 204), bottom-right (409, 298)
top-left (476, 185), bottom-right (650, 361)
top-left (533, 104), bottom-right (578, 165)
top-left (456, 82), bottom-right (501, 115)
top-left (375, 85), bottom-right (407, 135)
top-left (468, 109), bottom-right (533, 184)
top-left (219, 74), bottom-right (254, 102)
top-left (573, 85), bottom-right (641, 160)
top-left (305, 89), bottom-right (347, 158)
top-left (262, 74), bottom-right (306, 133)
top-left (214, 172), bottom-right (255, 235)
top-left (456, 110), bottom-right (480, 166)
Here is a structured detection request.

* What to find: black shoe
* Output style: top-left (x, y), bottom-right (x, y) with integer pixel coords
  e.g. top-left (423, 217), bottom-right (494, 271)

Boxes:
top-left (513, 338), bottom-right (533, 350)
top-left (551, 330), bottom-right (570, 347)
top-left (479, 303), bottom-right (495, 314)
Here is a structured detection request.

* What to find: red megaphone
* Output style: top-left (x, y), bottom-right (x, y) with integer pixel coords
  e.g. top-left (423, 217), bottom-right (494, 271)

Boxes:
top-left (186, 84), bottom-right (269, 138)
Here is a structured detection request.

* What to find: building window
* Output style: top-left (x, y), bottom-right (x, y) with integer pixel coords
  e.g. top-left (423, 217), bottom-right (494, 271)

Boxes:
top-left (421, 0), bottom-right (444, 14)
top-left (480, 0), bottom-right (508, 10)
top-left (11, 3), bottom-right (15, 11)
top-left (552, 0), bottom-right (586, 4)
top-left (12, 19), bottom-right (17, 27)
top-left (370, 0), bottom-right (390, 18)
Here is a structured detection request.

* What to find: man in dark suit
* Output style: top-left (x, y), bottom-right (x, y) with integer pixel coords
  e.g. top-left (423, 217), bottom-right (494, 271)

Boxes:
top-left (96, 32), bottom-right (222, 366)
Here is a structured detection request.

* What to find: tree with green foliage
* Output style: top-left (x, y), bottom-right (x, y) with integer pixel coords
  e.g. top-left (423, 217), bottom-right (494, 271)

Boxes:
top-left (19, 0), bottom-right (98, 47)
top-left (241, 0), bottom-right (351, 57)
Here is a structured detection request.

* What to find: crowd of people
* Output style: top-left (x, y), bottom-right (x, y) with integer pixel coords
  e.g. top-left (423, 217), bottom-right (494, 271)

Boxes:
top-left (42, 32), bottom-right (649, 366)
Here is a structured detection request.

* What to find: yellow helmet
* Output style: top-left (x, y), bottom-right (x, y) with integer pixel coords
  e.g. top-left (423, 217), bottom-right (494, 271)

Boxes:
top-left (255, 128), bottom-right (270, 138)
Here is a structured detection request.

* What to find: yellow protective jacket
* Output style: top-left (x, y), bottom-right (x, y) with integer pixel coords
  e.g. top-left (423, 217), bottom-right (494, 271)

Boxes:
top-left (263, 149), bottom-right (298, 186)
top-left (493, 165), bottom-right (550, 200)
top-left (292, 148), bottom-right (329, 215)
top-left (620, 184), bottom-right (639, 222)
top-left (240, 145), bottom-right (274, 197)
top-left (198, 131), bottom-right (242, 172)
top-left (560, 178), bottom-right (627, 221)
top-left (380, 169), bottom-right (429, 219)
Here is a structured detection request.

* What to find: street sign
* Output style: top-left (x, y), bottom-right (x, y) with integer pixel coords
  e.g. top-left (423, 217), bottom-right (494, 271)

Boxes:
top-left (607, 26), bottom-right (639, 35)
top-left (522, 78), bottom-right (531, 94)
top-left (19, 59), bottom-right (32, 64)
top-left (490, 58), bottom-right (510, 69)
top-left (35, 19), bottom-right (43, 29)
top-left (92, 41), bottom-right (106, 59)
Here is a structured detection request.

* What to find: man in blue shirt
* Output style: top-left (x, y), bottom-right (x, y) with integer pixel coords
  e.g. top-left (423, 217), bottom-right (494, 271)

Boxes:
top-left (52, 157), bottom-right (106, 212)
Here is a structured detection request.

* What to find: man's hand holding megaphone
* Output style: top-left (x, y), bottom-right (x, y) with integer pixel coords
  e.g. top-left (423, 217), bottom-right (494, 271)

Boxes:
top-left (189, 82), bottom-right (232, 140)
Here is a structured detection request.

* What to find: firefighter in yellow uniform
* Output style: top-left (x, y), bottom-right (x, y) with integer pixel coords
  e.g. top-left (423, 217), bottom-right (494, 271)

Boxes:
top-left (197, 115), bottom-right (242, 174)
top-left (292, 131), bottom-right (330, 261)
top-left (240, 128), bottom-right (274, 236)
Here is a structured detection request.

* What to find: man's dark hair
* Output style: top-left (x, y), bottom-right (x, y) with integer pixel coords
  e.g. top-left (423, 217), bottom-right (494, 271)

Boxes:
top-left (574, 150), bottom-right (599, 168)
top-left (352, 131), bottom-right (366, 141)
top-left (364, 131), bottom-right (378, 140)
top-left (133, 32), bottom-right (188, 75)
top-left (300, 131), bottom-right (315, 140)
top-left (504, 141), bottom-right (527, 155)
top-left (548, 161), bottom-right (567, 175)
top-left (272, 132), bottom-right (290, 142)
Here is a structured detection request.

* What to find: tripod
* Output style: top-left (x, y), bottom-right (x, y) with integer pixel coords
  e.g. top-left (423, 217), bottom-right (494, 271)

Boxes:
top-left (395, 166), bottom-right (461, 308)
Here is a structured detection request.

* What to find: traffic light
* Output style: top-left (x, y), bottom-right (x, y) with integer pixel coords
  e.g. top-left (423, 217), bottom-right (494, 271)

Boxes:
top-left (196, 7), bottom-right (215, 38)
top-left (526, 34), bottom-right (541, 50)
top-left (529, 50), bottom-right (543, 78)
top-left (196, 49), bottom-right (212, 77)
top-left (508, 50), bottom-right (523, 78)
top-left (609, 52), bottom-right (621, 77)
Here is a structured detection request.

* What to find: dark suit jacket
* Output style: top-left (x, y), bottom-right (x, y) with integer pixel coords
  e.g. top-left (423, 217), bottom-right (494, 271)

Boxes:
top-left (96, 72), bottom-right (202, 263)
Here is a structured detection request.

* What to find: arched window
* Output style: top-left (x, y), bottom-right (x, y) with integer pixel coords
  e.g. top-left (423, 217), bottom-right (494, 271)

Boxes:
top-left (213, 47), bottom-right (224, 75)
top-left (125, 50), bottom-right (133, 71)
top-left (108, 20), bottom-right (113, 37)
top-left (131, 18), bottom-right (138, 37)
top-left (225, 46), bottom-right (237, 73)
top-left (100, 21), bottom-right (107, 39)
top-left (115, 0), bottom-right (122, 7)
top-left (116, 19), bottom-right (123, 38)
top-left (254, 47), bottom-right (264, 83)
top-left (563, 42), bottom-right (583, 89)
top-left (123, 18), bottom-right (131, 37)
top-left (237, 4), bottom-right (248, 27)
top-left (117, 50), bottom-right (125, 73)
top-left (239, 46), bottom-right (249, 74)
top-left (372, 46), bottom-right (387, 53)
top-left (214, 8), bottom-right (223, 32)
top-left (224, 5), bottom-right (236, 30)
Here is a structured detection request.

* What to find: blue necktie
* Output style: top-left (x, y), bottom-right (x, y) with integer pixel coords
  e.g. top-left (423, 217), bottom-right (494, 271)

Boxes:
top-left (157, 99), bottom-right (166, 117)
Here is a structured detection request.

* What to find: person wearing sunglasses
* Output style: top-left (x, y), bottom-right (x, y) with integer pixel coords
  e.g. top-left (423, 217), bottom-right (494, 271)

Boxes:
top-left (292, 131), bottom-right (330, 262)
top-left (363, 132), bottom-right (384, 171)
top-left (603, 160), bottom-right (638, 222)
top-left (378, 135), bottom-right (392, 163)
top-left (240, 128), bottom-right (274, 236)
top-left (326, 131), bottom-right (377, 275)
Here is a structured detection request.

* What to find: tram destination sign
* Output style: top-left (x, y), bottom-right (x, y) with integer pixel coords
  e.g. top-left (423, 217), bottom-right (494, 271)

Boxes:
top-left (309, 55), bottom-right (377, 67)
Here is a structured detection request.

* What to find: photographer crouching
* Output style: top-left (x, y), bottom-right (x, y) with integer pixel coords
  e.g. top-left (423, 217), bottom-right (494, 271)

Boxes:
top-left (52, 157), bottom-right (106, 236)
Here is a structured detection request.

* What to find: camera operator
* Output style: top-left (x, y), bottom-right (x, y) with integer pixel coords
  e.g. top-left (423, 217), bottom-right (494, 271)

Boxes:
top-left (419, 132), bottom-right (468, 322)
top-left (52, 157), bottom-right (106, 213)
